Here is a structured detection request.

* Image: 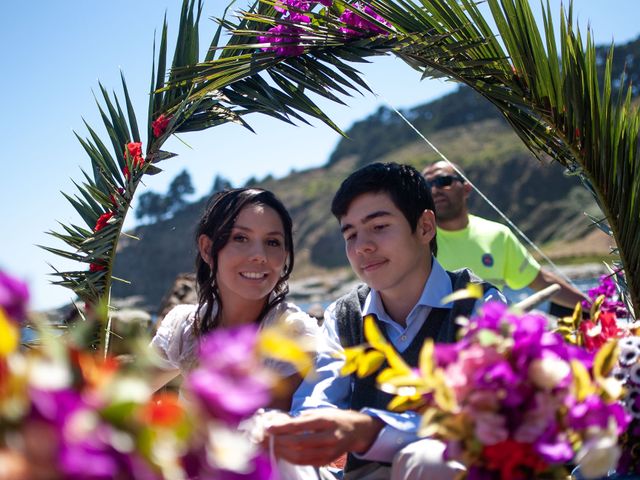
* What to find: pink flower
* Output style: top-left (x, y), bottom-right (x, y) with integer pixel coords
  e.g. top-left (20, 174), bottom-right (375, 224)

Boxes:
top-left (444, 344), bottom-right (502, 398)
top-left (474, 411), bottom-right (508, 445)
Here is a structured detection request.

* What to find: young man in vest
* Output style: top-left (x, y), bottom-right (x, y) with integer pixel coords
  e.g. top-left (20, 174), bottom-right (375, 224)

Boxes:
top-left (267, 162), bottom-right (504, 480)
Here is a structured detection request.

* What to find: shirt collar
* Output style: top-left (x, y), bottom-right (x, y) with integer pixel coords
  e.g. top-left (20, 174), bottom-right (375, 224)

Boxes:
top-left (362, 257), bottom-right (454, 319)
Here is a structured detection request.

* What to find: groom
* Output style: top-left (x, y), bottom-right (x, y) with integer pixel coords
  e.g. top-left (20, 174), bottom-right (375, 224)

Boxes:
top-left (267, 162), bottom-right (503, 479)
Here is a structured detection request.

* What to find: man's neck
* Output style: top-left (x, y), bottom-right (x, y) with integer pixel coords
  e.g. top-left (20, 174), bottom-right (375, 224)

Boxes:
top-left (378, 261), bottom-right (432, 327)
top-left (437, 212), bottom-right (469, 231)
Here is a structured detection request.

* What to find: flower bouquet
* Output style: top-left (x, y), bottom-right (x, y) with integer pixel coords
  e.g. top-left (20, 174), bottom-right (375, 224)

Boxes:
top-left (343, 301), bottom-right (630, 479)
top-left (0, 270), bottom-right (308, 480)
top-left (559, 272), bottom-right (640, 477)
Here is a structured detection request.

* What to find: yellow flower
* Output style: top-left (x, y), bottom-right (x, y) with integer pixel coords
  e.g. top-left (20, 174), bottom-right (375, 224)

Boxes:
top-left (0, 308), bottom-right (19, 356)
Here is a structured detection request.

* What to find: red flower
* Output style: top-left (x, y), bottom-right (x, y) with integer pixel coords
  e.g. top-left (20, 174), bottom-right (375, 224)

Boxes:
top-left (133, 155), bottom-right (144, 168)
top-left (123, 142), bottom-right (145, 177)
top-left (599, 311), bottom-right (620, 338)
top-left (125, 142), bottom-right (143, 159)
top-left (483, 440), bottom-right (548, 479)
top-left (579, 312), bottom-right (621, 351)
top-left (94, 211), bottom-right (115, 232)
top-left (152, 114), bottom-right (171, 138)
top-left (89, 263), bottom-right (106, 272)
top-left (141, 393), bottom-right (185, 427)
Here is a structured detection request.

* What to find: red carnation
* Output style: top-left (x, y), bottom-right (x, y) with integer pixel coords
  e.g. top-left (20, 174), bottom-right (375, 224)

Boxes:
top-left (125, 142), bottom-right (143, 159)
top-left (94, 211), bottom-right (115, 232)
top-left (152, 114), bottom-right (171, 138)
top-left (123, 166), bottom-right (130, 180)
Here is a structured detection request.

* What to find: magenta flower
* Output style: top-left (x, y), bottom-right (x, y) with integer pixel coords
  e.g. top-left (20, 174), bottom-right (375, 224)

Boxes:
top-left (0, 270), bottom-right (30, 322)
top-left (339, 4), bottom-right (390, 37)
top-left (567, 394), bottom-right (629, 434)
top-left (187, 325), bottom-right (272, 424)
top-left (258, 24), bottom-right (306, 57)
top-left (535, 427), bottom-right (574, 463)
top-left (582, 273), bottom-right (628, 318)
top-left (274, 0), bottom-right (331, 12)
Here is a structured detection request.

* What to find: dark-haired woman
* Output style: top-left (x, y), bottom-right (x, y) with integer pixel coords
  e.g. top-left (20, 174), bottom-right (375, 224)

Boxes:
top-left (150, 188), bottom-right (320, 410)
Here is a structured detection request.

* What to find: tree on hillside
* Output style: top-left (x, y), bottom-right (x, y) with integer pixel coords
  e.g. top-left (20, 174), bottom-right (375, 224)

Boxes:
top-left (166, 169), bottom-right (195, 213)
top-left (135, 191), bottom-right (168, 223)
top-left (211, 174), bottom-right (232, 193)
top-left (135, 169), bottom-right (194, 223)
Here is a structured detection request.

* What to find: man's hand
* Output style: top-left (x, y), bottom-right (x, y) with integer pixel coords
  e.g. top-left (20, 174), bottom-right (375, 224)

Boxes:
top-left (265, 408), bottom-right (383, 466)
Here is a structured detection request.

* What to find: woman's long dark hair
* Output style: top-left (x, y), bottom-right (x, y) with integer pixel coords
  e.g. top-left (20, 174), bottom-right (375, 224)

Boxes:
top-left (194, 188), bottom-right (294, 336)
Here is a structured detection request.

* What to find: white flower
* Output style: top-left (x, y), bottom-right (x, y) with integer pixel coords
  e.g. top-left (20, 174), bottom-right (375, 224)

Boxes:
top-left (28, 357), bottom-right (72, 390)
top-left (206, 422), bottom-right (258, 473)
top-left (528, 356), bottom-right (570, 390)
top-left (105, 376), bottom-right (151, 403)
top-left (575, 422), bottom-right (621, 480)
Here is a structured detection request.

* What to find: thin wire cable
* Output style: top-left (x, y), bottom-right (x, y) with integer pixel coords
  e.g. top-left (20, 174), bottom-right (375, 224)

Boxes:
top-left (374, 93), bottom-right (578, 288)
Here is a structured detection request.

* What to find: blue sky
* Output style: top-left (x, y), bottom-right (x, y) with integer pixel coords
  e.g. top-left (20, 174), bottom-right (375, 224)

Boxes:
top-left (1, 1), bottom-right (639, 310)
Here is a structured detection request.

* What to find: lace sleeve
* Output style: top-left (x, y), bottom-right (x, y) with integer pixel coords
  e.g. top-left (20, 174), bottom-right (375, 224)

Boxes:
top-left (150, 304), bottom-right (197, 370)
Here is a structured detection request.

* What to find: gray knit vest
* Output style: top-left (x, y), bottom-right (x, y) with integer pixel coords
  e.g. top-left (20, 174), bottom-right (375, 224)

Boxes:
top-left (333, 268), bottom-right (493, 473)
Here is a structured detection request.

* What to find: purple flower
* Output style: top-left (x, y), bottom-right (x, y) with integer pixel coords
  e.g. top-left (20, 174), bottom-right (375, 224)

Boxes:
top-left (476, 360), bottom-right (525, 407)
top-left (339, 4), bottom-right (390, 37)
top-left (582, 273), bottom-right (629, 318)
top-left (198, 324), bottom-right (259, 367)
top-left (568, 395), bottom-right (630, 433)
top-left (535, 428), bottom-right (574, 463)
top-left (29, 388), bottom-right (83, 425)
top-left (275, 0), bottom-right (331, 11)
top-left (0, 270), bottom-right (29, 322)
top-left (187, 325), bottom-right (272, 424)
top-left (187, 367), bottom-right (271, 424)
top-left (258, 24), bottom-right (306, 57)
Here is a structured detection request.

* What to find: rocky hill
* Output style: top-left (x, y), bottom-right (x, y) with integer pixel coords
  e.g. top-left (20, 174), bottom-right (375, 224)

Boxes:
top-left (112, 36), bottom-right (639, 311)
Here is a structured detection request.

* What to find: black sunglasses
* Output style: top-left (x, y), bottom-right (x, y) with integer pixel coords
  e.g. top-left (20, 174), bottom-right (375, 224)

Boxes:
top-left (426, 174), bottom-right (464, 189)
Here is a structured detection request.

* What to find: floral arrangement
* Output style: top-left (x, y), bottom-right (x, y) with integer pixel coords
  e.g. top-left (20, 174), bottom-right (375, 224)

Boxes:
top-left (343, 302), bottom-right (631, 479)
top-left (612, 335), bottom-right (640, 476)
top-left (0, 269), bottom-right (308, 480)
top-left (257, 0), bottom-right (391, 57)
top-left (553, 273), bottom-right (640, 476)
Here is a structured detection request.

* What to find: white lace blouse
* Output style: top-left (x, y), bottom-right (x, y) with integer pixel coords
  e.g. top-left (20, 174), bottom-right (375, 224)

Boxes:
top-left (150, 301), bottom-right (321, 377)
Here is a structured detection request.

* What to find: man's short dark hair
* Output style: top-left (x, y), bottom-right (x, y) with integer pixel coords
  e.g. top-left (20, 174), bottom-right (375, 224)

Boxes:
top-left (331, 162), bottom-right (437, 256)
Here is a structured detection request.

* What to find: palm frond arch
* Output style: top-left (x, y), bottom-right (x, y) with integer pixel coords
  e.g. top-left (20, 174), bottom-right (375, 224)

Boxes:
top-left (46, 0), bottom-right (640, 349)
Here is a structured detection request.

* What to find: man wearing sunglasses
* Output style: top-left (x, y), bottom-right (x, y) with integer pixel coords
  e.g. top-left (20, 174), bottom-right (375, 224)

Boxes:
top-left (422, 160), bottom-right (586, 310)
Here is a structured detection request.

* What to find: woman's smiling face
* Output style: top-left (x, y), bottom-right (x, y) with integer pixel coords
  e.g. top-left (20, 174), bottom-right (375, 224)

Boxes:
top-left (212, 203), bottom-right (288, 306)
